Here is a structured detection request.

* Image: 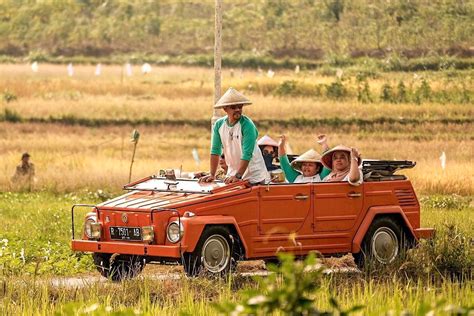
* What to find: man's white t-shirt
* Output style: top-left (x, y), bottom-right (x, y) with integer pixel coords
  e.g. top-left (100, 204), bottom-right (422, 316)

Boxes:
top-left (211, 115), bottom-right (269, 184)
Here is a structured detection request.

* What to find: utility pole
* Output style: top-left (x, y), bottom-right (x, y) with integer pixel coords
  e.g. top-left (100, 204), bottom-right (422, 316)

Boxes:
top-left (211, 0), bottom-right (223, 127)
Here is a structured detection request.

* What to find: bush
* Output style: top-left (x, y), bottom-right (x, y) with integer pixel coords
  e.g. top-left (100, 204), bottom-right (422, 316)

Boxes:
top-left (396, 80), bottom-right (409, 103)
top-left (325, 54), bottom-right (353, 67)
top-left (2, 108), bottom-right (22, 122)
top-left (401, 224), bottom-right (473, 278)
top-left (420, 195), bottom-right (471, 210)
top-left (273, 80), bottom-right (322, 97)
top-left (356, 74), bottom-right (372, 103)
top-left (413, 78), bottom-right (432, 104)
top-left (26, 50), bottom-right (50, 62)
top-left (383, 53), bottom-right (407, 72)
top-left (274, 80), bottom-right (299, 96)
top-left (380, 83), bottom-right (395, 102)
top-left (325, 80), bottom-right (348, 100)
top-left (2, 90), bottom-right (17, 103)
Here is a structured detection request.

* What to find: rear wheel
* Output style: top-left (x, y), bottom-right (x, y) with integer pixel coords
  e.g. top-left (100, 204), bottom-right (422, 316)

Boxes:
top-left (354, 217), bottom-right (408, 269)
top-left (93, 253), bottom-right (145, 281)
top-left (183, 226), bottom-right (237, 277)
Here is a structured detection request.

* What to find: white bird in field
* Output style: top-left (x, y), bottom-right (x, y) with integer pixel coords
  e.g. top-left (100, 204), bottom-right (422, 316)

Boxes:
top-left (267, 69), bottom-right (275, 78)
top-left (440, 151), bottom-right (446, 170)
top-left (125, 63), bottom-right (133, 76)
top-left (295, 65), bottom-right (300, 74)
top-left (336, 68), bottom-right (343, 79)
top-left (192, 148), bottom-right (200, 166)
top-left (95, 63), bottom-right (102, 76)
top-left (31, 61), bottom-right (39, 73)
top-left (67, 63), bottom-right (74, 77)
top-left (141, 63), bottom-right (152, 74)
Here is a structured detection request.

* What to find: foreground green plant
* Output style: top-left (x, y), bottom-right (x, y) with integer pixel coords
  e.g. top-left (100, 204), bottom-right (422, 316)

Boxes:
top-left (216, 253), bottom-right (363, 315)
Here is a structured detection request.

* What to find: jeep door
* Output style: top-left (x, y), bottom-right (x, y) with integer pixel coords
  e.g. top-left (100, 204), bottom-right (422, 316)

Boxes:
top-left (258, 184), bottom-right (311, 235)
top-left (312, 182), bottom-right (364, 252)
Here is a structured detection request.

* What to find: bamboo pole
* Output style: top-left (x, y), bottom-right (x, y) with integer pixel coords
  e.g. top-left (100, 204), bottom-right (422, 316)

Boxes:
top-left (211, 0), bottom-right (223, 127)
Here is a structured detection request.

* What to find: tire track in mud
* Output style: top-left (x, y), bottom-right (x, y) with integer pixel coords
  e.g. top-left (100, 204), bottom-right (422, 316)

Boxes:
top-left (50, 266), bottom-right (361, 289)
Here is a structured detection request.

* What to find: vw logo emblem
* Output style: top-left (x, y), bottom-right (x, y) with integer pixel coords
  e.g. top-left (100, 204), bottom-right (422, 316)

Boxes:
top-left (121, 213), bottom-right (128, 223)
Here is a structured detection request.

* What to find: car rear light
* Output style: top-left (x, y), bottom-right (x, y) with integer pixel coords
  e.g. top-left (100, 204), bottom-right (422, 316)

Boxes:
top-left (142, 226), bottom-right (155, 243)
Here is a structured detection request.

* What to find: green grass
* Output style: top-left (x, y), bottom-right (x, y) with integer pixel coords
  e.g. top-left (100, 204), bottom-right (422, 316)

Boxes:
top-left (0, 259), bottom-right (472, 315)
top-left (0, 191), bottom-right (103, 277)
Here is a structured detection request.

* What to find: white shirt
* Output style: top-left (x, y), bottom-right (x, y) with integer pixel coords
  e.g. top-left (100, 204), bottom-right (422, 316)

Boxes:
top-left (294, 174), bottom-right (323, 183)
top-left (211, 116), bottom-right (270, 184)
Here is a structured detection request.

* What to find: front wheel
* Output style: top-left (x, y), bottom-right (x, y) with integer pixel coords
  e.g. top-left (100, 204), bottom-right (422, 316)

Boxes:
top-left (183, 226), bottom-right (236, 277)
top-left (354, 217), bottom-right (408, 269)
top-left (93, 253), bottom-right (145, 281)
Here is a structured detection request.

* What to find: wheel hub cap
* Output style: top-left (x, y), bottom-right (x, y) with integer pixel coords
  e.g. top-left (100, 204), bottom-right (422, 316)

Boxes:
top-left (372, 228), bottom-right (399, 264)
top-left (202, 235), bottom-right (230, 273)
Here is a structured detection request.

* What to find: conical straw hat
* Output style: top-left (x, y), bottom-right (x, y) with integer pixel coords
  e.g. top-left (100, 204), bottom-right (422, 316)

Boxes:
top-left (214, 87), bottom-right (252, 109)
top-left (291, 149), bottom-right (323, 172)
top-left (321, 145), bottom-right (361, 169)
top-left (257, 135), bottom-right (278, 148)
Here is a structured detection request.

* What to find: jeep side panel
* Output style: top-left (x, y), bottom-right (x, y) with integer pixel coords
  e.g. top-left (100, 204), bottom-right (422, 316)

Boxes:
top-left (351, 180), bottom-right (420, 253)
top-left (311, 182), bottom-right (364, 254)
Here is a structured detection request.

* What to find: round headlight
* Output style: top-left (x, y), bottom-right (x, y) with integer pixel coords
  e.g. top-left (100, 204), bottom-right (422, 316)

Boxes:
top-left (167, 221), bottom-right (184, 243)
top-left (84, 213), bottom-right (97, 239)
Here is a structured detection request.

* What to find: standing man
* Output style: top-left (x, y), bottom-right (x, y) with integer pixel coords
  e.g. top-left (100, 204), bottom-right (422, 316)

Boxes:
top-left (200, 88), bottom-right (269, 184)
top-left (11, 152), bottom-right (36, 189)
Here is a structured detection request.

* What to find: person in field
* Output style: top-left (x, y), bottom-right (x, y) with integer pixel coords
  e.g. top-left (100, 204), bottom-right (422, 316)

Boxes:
top-left (321, 145), bottom-right (363, 185)
top-left (214, 154), bottom-right (228, 180)
top-left (194, 154), bottom-right (228, 180)
top-left (11, 152), bottom-right (36, 189)
top-left (257, 135), bottom-right (279, 171)
top-left (277, 135), bottom-right (331, 183)
top-left (199, 88), bottom-right (269, 184)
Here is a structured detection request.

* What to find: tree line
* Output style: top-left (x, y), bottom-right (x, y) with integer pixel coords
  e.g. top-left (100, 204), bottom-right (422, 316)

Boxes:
top-left (0, 0), bottom-right (472, 59)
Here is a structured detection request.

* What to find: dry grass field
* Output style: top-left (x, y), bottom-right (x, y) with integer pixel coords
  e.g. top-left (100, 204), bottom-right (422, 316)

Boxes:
top-left (0, 122), bottom-right (472, 195)
top-left (0, 64), bottom-right (472, 195)
top-left (1, 64), bottom-right (472, 122)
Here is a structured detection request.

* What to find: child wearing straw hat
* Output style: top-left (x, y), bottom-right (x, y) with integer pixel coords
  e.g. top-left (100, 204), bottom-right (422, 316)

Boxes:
top-left (199, 88), bottom-right (270, 184)
top-left (278, 135), bottom-right (330, 183)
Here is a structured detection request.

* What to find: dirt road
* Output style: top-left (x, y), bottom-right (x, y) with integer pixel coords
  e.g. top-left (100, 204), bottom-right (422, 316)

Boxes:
top-left (50, 259), bottom-right (360, 288)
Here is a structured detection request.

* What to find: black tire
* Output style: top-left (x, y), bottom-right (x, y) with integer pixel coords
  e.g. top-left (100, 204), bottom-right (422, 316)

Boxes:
top-left (182, 226), bottom-right (237, 277)
top-left (263, 258), bottom-right (281, 269)
top-left (353, 216), bottom-right (408, 270)
top-left (93, 253), bottom-right (145, 281)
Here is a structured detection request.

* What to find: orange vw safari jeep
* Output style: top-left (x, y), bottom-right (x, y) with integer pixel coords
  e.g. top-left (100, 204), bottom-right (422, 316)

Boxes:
top-left (71, 160), bottom-right (434, 280)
